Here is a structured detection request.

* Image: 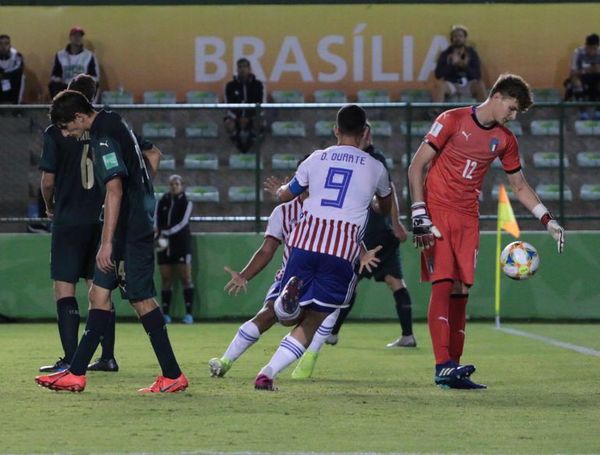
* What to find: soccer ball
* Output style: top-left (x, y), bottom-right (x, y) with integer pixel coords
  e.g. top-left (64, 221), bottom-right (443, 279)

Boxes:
top-left (500, 241), bottom-right (540, 280)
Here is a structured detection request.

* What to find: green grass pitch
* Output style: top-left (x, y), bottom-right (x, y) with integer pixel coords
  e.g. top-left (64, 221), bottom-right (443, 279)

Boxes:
top-left (1, 322), bottom-right (599, 454)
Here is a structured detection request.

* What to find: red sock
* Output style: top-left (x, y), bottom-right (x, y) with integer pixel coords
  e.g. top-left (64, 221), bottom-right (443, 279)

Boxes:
top-left (427, 280), bottom-right (453, 365)
top-left (449, 294), bottom-right (468, 364)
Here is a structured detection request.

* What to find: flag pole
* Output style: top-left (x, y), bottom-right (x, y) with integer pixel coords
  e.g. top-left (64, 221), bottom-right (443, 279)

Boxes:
top-left (494, 225), bottom-right (502, 329)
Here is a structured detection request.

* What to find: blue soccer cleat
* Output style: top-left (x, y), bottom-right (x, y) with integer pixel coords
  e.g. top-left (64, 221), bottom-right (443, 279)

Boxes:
top-left (440, 376), bottom-right (487, 390)
top-left (434, 361), bottom-right (476, 386)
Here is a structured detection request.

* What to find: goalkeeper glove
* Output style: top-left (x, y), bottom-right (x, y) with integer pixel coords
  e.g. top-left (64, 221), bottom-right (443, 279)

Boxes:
top-left (411, 202), bottom-right (441, 250)
top-left (533, 204), bottom-right (565, 253)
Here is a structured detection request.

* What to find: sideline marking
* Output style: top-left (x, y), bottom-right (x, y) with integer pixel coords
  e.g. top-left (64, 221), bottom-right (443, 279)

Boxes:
top-left (498, 327), bottom-right (600, 357)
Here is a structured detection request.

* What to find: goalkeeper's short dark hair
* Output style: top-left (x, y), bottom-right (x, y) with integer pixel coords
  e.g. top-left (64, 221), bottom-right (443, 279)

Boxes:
top-left (336, 104), bottom-right (367, 136)
top-left (490, 74), bottom-right (534, 112)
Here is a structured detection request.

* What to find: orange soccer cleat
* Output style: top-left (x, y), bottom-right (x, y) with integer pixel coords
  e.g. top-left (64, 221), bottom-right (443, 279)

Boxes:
top-left (138, 373), bottom-right (189, 393)
top-left (35, 370), bottom-right (86, 392)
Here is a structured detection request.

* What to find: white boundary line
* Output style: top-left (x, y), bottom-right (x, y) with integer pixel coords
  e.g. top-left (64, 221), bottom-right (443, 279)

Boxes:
top-left (498, 327), bottom-right (600, 357)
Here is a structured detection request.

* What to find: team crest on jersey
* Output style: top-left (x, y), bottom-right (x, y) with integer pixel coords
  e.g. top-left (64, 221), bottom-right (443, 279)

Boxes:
top-left (490, 138), bottom-right (500, 153)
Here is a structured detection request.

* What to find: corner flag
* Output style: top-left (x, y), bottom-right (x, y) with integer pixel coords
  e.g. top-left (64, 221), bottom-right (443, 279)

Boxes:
top-left (497, 184), bottom-right (520, 238)
top-left (495, 184), bottom-right (521, 328)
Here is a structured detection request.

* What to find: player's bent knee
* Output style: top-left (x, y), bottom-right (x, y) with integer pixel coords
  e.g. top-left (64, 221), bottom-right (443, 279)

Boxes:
top-left (131, 298), bottom-right (159, 317)
top-left (88, 285), bottom-right (112, 311)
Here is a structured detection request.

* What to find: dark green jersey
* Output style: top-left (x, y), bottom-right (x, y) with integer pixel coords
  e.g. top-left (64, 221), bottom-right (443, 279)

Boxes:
top-left (38, 125), bottom-right (104, 226)
top-left (363, 148), bottom-right (393, 242)
top-left (90, 110), bottom-right (156, 242)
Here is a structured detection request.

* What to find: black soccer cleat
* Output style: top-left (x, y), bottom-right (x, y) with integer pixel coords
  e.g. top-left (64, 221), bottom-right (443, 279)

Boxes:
top-left (39, 358), bottom-right (70, 373)
top-left (439, 376), bottom-right (487, 390)
top-left (434, 361), bottom-right (476, 386)
top-left (87, 358), bottom-right (119, 372)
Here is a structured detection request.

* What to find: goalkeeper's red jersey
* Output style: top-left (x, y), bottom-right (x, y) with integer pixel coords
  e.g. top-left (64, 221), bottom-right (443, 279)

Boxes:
top-left (423, 106), bottom-right (521, 217)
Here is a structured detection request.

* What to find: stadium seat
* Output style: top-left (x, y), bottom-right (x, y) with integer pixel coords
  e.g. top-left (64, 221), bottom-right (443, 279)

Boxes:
top-left (399, 89), bottom-right (432, 102)
top-left (154, 185), bottom-right (167, 199)
top-left (142, 122), bottom-right (176, 139)
top-left (576, 152), bottom-right (600, 167)
top-left (580, 184), bottom-right (600, 200)
top-left (187, 186), bottom-right (220, 203)
top-left (185, 90), bottom-right (218, 104)
top-left (271, 121), bottom-right (306, 137)
top-left (158, 154), bottom-right (175, 170)
top-left (400, 121), bottom-right (430, 136)
top-left (185, 121), bottom-right (218, 138)
top-left (370, 120), bottom-right (392, 137)
top-left (491, 185), bottom-right (518, 201)
top-left (271, 90), bottom-right (304, 103)
top-left (532, 88), bottom-right (562, 102)
top-left (183, 153), bottom-right (218, 170)
top-left (535, 183), bottom-right (573, 201)
top-left (574, 120), bottom-right (600, 135)
top-left (315, 120), bottom-right (335, 137)
top-left (229, 153), bottom-right (262, 170)
top-left (533, 152), bottom-right (569, 168)
top-left (530, 119), bottom-right (560, 135)
top-left (143, 91), bottom-right (177, 104)
top-left (314, 89), bottom-right (348, 103)
top-left (101, 90), bottom-right (134, 105)
top-left (228, 186), bottom-right (262, 202)
top-left (506, 121), bottom-right (523, 136)
top-left (357, 89), bottom-right (390, 103)
top-left (272, 153), bottom-right (302, 170)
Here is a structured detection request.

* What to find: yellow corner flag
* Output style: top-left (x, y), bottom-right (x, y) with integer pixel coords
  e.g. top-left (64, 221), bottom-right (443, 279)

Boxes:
top-left (497, 184), bottom-right (520, 238)
top-left (495, 184), bottom-right (520, 328)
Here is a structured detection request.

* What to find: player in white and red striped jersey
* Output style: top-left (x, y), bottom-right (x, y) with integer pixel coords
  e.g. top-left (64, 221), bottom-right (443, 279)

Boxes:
top-left (254, 105), bottom-right (392, 391)
top-left (207, 194), bottom-right (305, 378)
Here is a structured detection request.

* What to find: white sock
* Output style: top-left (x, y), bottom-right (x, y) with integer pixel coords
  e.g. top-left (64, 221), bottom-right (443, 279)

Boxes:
top-left (223, 320), bottom-right (260, 362)
top-left (259, 335), bottom-right (306, 379)
top-left (307, 309), bottom-right (340, 353)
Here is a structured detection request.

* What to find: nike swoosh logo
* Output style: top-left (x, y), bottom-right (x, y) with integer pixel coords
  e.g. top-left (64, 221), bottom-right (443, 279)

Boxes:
top-left (160, 381), bottom-right (180, 392)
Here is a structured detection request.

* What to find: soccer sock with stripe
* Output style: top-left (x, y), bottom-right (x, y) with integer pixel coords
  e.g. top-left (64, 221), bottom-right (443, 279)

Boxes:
top-left (307, 309), bottom-right (340, 353)
top-left (56, 296), bottom-right (80, 363)
top-left (223, 320), bottom-right (260, 362)
top-left (449, 294), bottom-right (469, 364)
top-left (69, 309), bottom-right (112, 376)
top-left (183, 287), bottom-right (194, 315)
top-left (100, 304), bottom-right (116, 360)
top-left (161, 289), bottom-right (172, 316)
top-left (140, 307), bottom-right (182, 379)
top-left (427, 280), bottom-right (453, 365)
top-left (393, 288), bottom-right (414, 336)
top-left (330, 292), bottom-right (356, 335)
top-left (259, 335), bottom-right (306, 379)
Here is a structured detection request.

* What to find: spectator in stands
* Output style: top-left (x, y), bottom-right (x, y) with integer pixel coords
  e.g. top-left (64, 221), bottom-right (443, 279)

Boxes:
top-left (224, 58), bottom-right (265, 153)
top-left (565, 33), bottom-right (600, 120)
top-left (0, 34), bottom-right (24, 104)
top-left (155, 175), bottom-right (196, 324)
top-left (432, 25), bottom-right (486, 103)
top-left (48, 26), bottom-right (99, 99)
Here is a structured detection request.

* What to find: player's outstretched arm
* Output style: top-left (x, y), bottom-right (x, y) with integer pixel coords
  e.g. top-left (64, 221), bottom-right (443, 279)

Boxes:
top-left (508, 170), bottom-right (565, 253)
top-left (390, 182), bottom-right (408, 242)
top-left (143, 145), bottom-right (162, 178)
top-left (223, 236), bottom-right (280, 295)
top-left (408, 143), bottom-right (441, 249)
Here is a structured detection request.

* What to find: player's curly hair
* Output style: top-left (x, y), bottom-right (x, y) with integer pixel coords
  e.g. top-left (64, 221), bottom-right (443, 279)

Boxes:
top-left (49, 90), bottom-right (94, 128)
top-left (490, 73), bottom-right (534, 112)
top-left (336, 104), bottom-right (367, 136)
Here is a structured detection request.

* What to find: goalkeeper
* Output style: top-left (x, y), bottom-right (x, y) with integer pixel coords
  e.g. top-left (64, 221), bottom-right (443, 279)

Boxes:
top-left (408, 73), bottom-right (565, 390)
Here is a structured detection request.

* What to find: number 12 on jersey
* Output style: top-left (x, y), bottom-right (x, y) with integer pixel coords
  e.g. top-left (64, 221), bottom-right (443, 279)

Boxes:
top-left (320, 167), bottom-right (353, 208)
top-left (462, 159), bottom-right (477, 180)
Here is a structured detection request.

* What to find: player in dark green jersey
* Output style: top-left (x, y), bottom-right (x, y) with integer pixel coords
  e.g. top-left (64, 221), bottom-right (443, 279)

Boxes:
top-left (36, 90), bottom-right (187, 393)
top-left (38, 74), bottom-right (119, 374)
